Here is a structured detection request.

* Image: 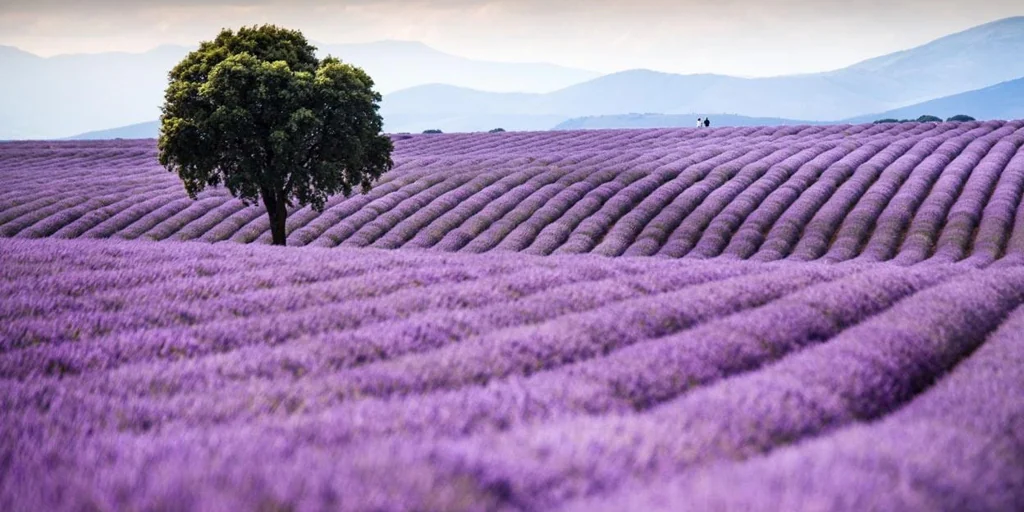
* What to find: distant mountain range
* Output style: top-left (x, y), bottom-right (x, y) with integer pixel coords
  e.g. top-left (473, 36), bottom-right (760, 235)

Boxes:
top-left (842, 77), bottom-right (1024, 124)
top-left (379, 16), bottom-right (1024, 133)
top-left (65, 121), bottom-right (161, 140)
top-left (317, 41), bottom-right (599, 95)
top-left (0, 41), bottom-right (597, 140)
top-left (554, 77), bottom-right (1024, 130)
top-left (0, 45), bottom-right (186, 141)
top-left (16, 16), bottom-right (1024, 140)
top-left (68, 74), bottom-right (1024, 139)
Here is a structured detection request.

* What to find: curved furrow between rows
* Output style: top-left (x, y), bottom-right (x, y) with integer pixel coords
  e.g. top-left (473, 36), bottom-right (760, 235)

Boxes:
top-left (965, 142), bottom-right (1024, 265)
top-left (620, 146), bottom-right (780, 256)
top-left (751, 123), bottom-right (956, 261)
top-left (3, 121), bottom-right (1023, 265)
top-left (909, 129), bottom-right (1024, 263)
top-left (819, 123), bottom-right (987, 262)
top-left (328, 267), bottom-right (1024, 511)
top-left (7, 262), bottom-right (1014, 511)
top-left (571, 301), bottom-right (1024, 512)
top-left (784, 127), bottom-right (949, 261)
top-left (762, 123), bottom-right (974, 261)
top-left (863, 123), bottom-right (1016, 262)
top-left (25, 263), bottom-right (953, 439)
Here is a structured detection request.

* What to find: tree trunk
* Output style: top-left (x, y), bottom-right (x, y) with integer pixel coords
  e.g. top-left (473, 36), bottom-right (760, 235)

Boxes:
top-left (263, 192), bottom-right (288, 246)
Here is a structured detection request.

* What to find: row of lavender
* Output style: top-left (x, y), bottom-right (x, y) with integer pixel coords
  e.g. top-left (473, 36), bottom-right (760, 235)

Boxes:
top-left (5, 121), bottom-right (1024, 263)
top-left (2, 237), bottom-right (1022, 511)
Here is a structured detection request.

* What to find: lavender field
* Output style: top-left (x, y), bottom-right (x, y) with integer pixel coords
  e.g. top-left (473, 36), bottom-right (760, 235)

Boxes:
top-left (4, 120), bottom-right (1024, 262)
top-left (2, 122), bottom-right (1024, 511)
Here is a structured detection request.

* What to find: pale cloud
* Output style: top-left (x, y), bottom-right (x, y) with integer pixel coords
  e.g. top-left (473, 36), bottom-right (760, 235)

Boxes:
top-left (1, 0), bottom-right (1022, 75)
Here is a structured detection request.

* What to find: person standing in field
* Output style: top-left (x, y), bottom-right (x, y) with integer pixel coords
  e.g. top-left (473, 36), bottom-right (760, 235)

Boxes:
top-left (697, 117), bottom-right (704, 128)
top-left (704, 117), bottom-right (711, 128)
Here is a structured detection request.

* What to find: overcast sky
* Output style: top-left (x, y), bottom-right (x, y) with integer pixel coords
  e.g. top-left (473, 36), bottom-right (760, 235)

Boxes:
top-left (2, 0), bottom-right (1022, 76)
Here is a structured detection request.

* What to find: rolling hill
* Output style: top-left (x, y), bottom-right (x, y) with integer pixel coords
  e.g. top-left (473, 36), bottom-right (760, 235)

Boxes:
top-left (65, 120), bottom-right (161, 140)
top-left (9, 120), bottom-right (1023, 262)
top-left (842, 76), bottom-right (1024, 124)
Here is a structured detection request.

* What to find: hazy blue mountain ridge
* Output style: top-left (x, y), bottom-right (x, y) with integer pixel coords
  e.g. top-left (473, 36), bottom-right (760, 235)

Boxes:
top-left (318, 40), bottom-right (600, 94)
top-left (0, 41), bottom-right (598, 139)
top-left (69, 74), bottom-right (1024, 138)
top-left (826, 16), bottom-right (1024, 105)
top-left (378, 17), bottom-right (1024, 132)
top-left (842, 77), bottom-right (1024, 124)
top-left (13, 16), bottom-right (1024, 139)
top-left (552, 77), bottom-right (1024, 130)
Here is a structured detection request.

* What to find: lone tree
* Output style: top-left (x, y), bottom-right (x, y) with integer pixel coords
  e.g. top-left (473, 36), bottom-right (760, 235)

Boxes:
top-left (158, 25), bottom-right (393, 246)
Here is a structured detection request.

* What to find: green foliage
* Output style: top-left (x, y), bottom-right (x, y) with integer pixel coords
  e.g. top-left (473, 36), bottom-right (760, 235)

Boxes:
top-left (488, 128), bottom-right (506, 133)
top-left (422, 129), bottom-right (443, 134)
top-left (946, 114), bottom-right (976, 122)
top-left (158, 25), bottom-right (393, 245)
top-left (875, 115), bottom-right (959, 124)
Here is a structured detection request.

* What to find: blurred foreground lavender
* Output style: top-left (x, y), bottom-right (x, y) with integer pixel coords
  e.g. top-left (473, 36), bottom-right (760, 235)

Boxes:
top-left (2, 238), bottom-right (1022, 511)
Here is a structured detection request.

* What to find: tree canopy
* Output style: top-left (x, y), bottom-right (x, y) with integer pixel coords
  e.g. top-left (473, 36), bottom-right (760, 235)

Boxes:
top-left (158, 25), bottom-right (393, 246)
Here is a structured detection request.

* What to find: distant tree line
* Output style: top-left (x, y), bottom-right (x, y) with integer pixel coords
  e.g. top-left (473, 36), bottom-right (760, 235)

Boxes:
top-left (873, 114), bottom-right (976, 124)
top-left (421, 128), bottom-right (506, 134)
